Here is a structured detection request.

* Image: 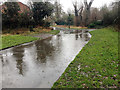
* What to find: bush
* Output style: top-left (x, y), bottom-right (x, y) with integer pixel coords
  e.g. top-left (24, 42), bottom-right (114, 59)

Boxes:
top-left (94, 21), bottom-right (103, 25)
top-left (55, 19), bottom-right (67, 25)
top-left (43, 22), bottom-right (51, 28)
top-left (88, 23), bottom-right (95, 28)
top-left (88, 21), bottom-right (103, 28)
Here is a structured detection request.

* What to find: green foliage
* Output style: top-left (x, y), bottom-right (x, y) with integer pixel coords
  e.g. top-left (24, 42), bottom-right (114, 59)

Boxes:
top-left (88, 23), bottom-right (95, 28)
top-left (49, 30), bottom-right (60, 35)
top-left (2, 2), bottom-right (20, 29)
top-left (67, 14), bottom-right (73, 26)
top-left (94, 21), bottom-right (103, 25)
top-left (103, 12), bottom-right (113, 26)
top-left (2, 1), bottom-right (54, 30)
top-left (1, 35), bottom-right (38, 49)
top-left (43, 21), bottom-right (51, 28)
top-left (88, 21), bottom-right (103, 29)
top-left (19, 11), bottom-right (32, 28)
top-left (55, 19), bottom-right (67, 25)
top-left (101, 2), bottom-right (120, 28)
top-left (4, 2), bottom-right (20, 16)
top-left (52, 28), bottom-right (118, 88)
top-left (32, 2), bottom-right (54, 26)
top-left (55, 14), bottom-right (74, 25)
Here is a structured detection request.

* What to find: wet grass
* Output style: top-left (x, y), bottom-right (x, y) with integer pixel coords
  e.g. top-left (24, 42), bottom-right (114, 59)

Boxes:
top-left (40, 30), bottom-right (60, 35)
top-left (1, 35), bottom-right (38, 50)
top-left (1, 28), bottom-right (60, 50)
top-left (52, 27), bottom-right (118, 88)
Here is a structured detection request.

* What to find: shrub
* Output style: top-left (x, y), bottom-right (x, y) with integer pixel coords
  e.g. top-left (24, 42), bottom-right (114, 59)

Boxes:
top-left (43, 22), bottom-right (51, 28)
top-left (94, 21), bottom-right (103, 25)
top-left (88, 23), bottom-right (95, 28)
top-left (88, 21), bottom-right (103, 28)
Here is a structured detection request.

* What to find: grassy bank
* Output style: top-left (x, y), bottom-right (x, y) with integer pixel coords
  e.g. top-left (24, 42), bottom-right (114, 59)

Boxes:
top-left (1, 27), bottom-right (60, 50)
top-left (52, 27), bottom-right (118, 88)
top-left (38, 30), bottom-right (60, 35)
top-left (52, 25), bottom-right (87, 29)
top-left (2, 27), bottom-right (60, 35)
top-left (1, 35), bottom-right (38, 50)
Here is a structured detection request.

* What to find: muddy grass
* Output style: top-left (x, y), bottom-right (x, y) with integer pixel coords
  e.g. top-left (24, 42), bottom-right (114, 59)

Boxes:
top-left (52, 27), bottom-right (118, 88)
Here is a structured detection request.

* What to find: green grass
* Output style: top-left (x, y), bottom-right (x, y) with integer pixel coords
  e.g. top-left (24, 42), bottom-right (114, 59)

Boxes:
top-left (28, 28), bottom-right (60, 36)
top-left (40, 30), bottom-right (60, 35)
top-left (52, 27), bottom-right (118, 88)
top-left (1, 35), bottom-right (38, 50)
top-left (49, 30), bottom-right (60, 35)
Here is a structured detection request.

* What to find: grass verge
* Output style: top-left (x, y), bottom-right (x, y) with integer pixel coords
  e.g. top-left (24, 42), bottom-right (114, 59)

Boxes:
top-left (47, 30), bottom-right (60, 35)
top-left (39, 30), bottom-right (60, 35)
top-left (2, 28), bottom-right (60, 35)
top-left (1, 35), bottom-right (38, 50)
top-left (52, 27), bottom-right (118, 88)
top-left (52, 25), bottom-right (87, 29)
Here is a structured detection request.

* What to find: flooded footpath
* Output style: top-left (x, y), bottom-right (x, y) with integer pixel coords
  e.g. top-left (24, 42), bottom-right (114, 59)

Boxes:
top-left (0, 30), bottom-right (92, 88)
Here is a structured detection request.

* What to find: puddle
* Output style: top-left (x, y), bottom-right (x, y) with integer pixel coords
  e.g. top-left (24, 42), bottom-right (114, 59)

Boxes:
top-left (0, 30), bottom-right (92, 88)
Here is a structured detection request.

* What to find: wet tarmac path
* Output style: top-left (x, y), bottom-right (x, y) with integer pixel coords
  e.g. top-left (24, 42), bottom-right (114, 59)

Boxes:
top-left (0, 30), bottom-right (92, 88)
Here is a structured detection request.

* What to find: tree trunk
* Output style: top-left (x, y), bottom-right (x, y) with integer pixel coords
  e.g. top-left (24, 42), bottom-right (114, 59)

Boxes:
top-left (79, 6), bottom-right (83, 26)
top-left (84, 0), bottom-right (94, 26)
top-left (85, 8), bottom-right (90, 26)
top-left (73, 3), bottom-right (79, 26)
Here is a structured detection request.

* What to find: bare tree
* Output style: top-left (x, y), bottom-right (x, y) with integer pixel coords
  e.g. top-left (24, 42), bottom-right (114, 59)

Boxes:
top-left (54, 0), bottom-right (62, 20)
top-left (90, 7), bottom-right (100, 22)
top-left (73, 1), bottom-right (83, 26)
top-left (73, 1), bottom-right (79, 26)
top-left (79, 5), bottom-right (83, 26)
top-left (84, 0), bottom-right (94, 26)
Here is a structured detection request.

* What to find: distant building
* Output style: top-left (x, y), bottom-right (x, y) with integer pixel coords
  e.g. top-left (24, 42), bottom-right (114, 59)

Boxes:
top-left (0, 2), bottom-right (30, 13)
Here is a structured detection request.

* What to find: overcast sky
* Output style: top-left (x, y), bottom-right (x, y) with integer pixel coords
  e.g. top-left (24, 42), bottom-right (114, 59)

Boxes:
top-left (20, 0), bottom-right (115, 12)
top-left (59, 0), bottom-right (114, 11)
top-left (1, 0), bottom-right (117, 12)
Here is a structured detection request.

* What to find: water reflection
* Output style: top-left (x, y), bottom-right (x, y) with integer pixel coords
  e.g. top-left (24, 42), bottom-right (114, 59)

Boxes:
top-left (35, 39), bottom-right (55, 63)
top-left (12, 47), bottom-right (25, 75)
top-left (74, 30), bottom-right (90, 41)
top-left (75, 34), bottom-right (79, 40)
top-left (1, 30), bottom-right (92, 88)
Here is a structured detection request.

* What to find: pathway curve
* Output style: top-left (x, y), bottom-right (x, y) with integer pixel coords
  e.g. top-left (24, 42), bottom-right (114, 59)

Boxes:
top-left (0, 29), bottom-right (93, 88)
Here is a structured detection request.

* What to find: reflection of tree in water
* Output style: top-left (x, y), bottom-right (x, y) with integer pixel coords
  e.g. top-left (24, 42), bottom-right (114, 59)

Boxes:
top-left (84, 33), bottom-right (90, 41)
top-left (0, 55), bottom-right (4, 66)
top-left (12, 46), bottom-right (26, 75)
top-left (75, 33), bottom-right (79, 40)
top-left (77, 30), bottom-right (90, 41)
top-left (35, 39), bottom-right (55, 63)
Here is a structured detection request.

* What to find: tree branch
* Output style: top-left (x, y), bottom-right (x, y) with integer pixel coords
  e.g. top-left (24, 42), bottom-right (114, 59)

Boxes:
top-left (88, 0), bottom-right (94, 8)
top-left (84, 0), bottom-right (88, 7)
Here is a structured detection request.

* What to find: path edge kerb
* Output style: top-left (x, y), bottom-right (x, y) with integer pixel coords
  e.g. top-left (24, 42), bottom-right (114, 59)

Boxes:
top-left (0, 32), bottom-right (60, 51)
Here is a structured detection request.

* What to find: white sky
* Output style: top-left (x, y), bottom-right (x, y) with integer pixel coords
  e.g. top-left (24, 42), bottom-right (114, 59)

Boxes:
top-left (19, 0), bottom-right (115, 12)
top-left (59, 0), bottom-right (114, 11)
top-left (1, 0), bottom-right (116, 12)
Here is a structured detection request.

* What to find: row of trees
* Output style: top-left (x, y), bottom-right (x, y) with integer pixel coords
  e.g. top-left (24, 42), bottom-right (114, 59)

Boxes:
top-left (2, 1), bottom-right (54, 29)
top-left (53, 0), bottom-right (119, 29)
top-left (51, 0), bottom-right (95, 27)
top-left (88, 1), bottom-right (120, 29)
top-left (2, 0), bottom-right (120, 30)
top-left (52, 0), bottom-right (74, 26)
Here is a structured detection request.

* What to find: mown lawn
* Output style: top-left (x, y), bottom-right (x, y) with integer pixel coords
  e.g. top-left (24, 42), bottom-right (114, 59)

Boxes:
top-left (52, 27), bottom-right (118, 88)
top-left (1, 35), bottom-right (38, 50)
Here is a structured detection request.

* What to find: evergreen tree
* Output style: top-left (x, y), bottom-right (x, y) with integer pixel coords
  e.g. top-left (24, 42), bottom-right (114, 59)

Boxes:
top-left (2, 2), bottom-right (20, 29)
